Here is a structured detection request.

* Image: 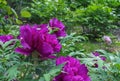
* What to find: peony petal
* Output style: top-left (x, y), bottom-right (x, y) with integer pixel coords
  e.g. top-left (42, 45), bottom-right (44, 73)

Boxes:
top-left (15, 47), bottom-right (32, 55)
top-left (40, 42), bottom-right (54, 57)
top-left (56, 56), bottom-right (67, 65)
top-left (49, 18), bottom-right (67, 37)
top-left (0, 35), bottom-right (13, 43)
top-left (49, 18), bottom-right (65, 29)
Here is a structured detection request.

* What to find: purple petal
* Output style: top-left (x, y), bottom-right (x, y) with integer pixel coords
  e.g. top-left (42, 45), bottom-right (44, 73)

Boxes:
top-left (100, 56), bottom-right (106, 61)
top-left (49, 18), bottom-right (65, 29)
top-left (0, 35), bottom-right (13, 43)
top-left (78, 64), bottom-right (88, 76)
top-left (92, 51), bottom-right (100, 56)
top-left (40, 42), bottom-right (54, 57)
top-left (38, 24), bottom-right (48, 33)
top-left (49, 18), bottom-right (67, 37)
top-left (15, 47), bottom-right (32, 55)
top-left (56, 56), bottom-right (67, 65)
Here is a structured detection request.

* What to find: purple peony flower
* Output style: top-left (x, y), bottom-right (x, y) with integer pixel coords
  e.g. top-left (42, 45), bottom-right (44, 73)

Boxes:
top-left (92, 51), bottom-right (100, 56)
top-left (0, 35), bottom-right (13, 43)
top-left (49, 18), bottom-right (67, 37)
top-left (92, 51), bottom-right (106, 61)
top-left (102, 36), bottom-right (112, 45)
top-left (53, 56), bottom-right (91, 81)
top-left (34, 24), bottom-right (48, 34)
top-left (100, 56), bottom-right (106, 61)
top-left (15, 24), bottom-right (62, 58)
top-left (93, 63), bottom-right (98, 68)
top-left (4, 15), bottom-right (8, 19)
top-left (92, 51), bottom-right (106, 68)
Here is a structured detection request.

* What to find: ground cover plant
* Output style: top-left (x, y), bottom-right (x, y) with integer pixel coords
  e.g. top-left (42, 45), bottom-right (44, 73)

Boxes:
top-left (0, 0), bottom-right (120, 81)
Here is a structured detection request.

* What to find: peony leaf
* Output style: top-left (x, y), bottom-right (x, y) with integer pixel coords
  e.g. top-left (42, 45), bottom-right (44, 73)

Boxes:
top-left (21, 10), bottom-right (31, 18)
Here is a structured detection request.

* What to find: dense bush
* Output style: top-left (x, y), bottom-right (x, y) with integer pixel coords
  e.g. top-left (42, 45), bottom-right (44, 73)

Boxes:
top-left (74, 4), bottom-right (118, 39)
top-left (0, 0), bottom-right (21, 35)
top-left (26, 0), bottom-right (69, 24)
top-left (20, 0), bottom-right (119, 39)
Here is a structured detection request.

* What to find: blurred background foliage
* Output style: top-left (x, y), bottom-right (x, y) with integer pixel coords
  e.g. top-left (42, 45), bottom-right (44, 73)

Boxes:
top-left (0, 0), bottom-right (120, 39)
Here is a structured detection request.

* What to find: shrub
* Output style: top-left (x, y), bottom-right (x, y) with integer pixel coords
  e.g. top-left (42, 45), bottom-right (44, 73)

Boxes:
top-left (74, 4), bottom-right (118, 39)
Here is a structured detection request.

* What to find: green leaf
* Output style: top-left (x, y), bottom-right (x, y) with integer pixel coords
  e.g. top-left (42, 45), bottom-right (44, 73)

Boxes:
top-left (0, 41), bottom-right (3, 46)
top-left (0, 0), bottom-right (7, 5)
top-left (11, 8), bottom-right (18, 18)
top-left (6, 6), bottom-right (12, 15)
top-left (21, 10), bottom-right (31, 18)
top-left (2, 39), bottom-right (18, 49)
top-left (6, 64), bottom-right (20, 81)
top-left (16, 19), bottom-right (23, 25)
top-left (44, 74), bottom-right (50, 81)
top-left (41, 63), bottom-right (64, 81)
top-left (39, 77), bottom-right (45, 81)
top-left (97, 59), bottom-right (104, 68)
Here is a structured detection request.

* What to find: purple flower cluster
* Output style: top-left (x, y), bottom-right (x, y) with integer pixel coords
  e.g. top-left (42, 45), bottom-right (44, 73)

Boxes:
top-left (53, 56), bottom-right (91, 81)
top-left (0, 35), bottom-right (13, 43)
top-left (92, 51), bottom-right (106, 68)
top-left (92, 51), bottom-right (106, 61)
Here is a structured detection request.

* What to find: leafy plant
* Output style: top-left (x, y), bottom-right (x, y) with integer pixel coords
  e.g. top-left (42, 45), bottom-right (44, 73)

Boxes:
top-left (74, 3), bottom-right (118, 39)
top-left (59, 33), bottom-right (87, 56)
top-left (79, 50), bottom-right (120, 81)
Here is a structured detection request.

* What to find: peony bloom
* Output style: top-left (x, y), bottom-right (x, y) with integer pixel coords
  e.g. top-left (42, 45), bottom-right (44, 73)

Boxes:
top-left (0, 35), bottom-right (13, 43)
top-left (92, 51), bottom-right (100, 56)
top-left (49, 18), bottom-right (67, 37)
top-left (102, 36), bottom-right (112, 45)
top-left (93, 63), bottom-right (98, 68)
top-left (53, 56), bottom-right (91, 81)
top-left (15, 24), bottom-right (62, 58)
top-left (34, 24), bottom-right (48, 34)
top-left (100, 56), bottom-right (106, 61)
top-left (92, 51), bottom-right (106, 68)
top-left (92, 51), bottom-right (106, 61)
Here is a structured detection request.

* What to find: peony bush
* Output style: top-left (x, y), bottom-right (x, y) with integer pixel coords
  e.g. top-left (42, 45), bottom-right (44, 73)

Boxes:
top-left (0, 18), bottom-right (91, 81)
top-left (0, 18), bottom-right (120, 81)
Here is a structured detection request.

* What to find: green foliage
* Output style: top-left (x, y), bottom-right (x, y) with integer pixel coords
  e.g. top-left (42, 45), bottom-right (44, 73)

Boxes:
top-left (79, 50), bottom-right (120, 81)
top-left (0, 39), bottom-right (20, 81)
top-left (39, 63), bottom-right (64, 81)
top-left (75, 4), bottom-right (118, 39)
top-left (26, 0), bottom-right (69, 24)
top-left (59, 33), bottom-right (87, 56)
top-left (19, 0), bottom-right (119, 39)
top-left (20, 10), bottom-right (31, 18)
top-left (0, 0), bottom-right (22, 35)
top-left (0, 0), bottom-right (120, 81)
top-left (0, 39), bottom-right (63, 81)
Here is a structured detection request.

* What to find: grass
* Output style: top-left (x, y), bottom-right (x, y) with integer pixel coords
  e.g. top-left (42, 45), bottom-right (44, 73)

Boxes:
top-left (76, 40), bottom-right (120, 53)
